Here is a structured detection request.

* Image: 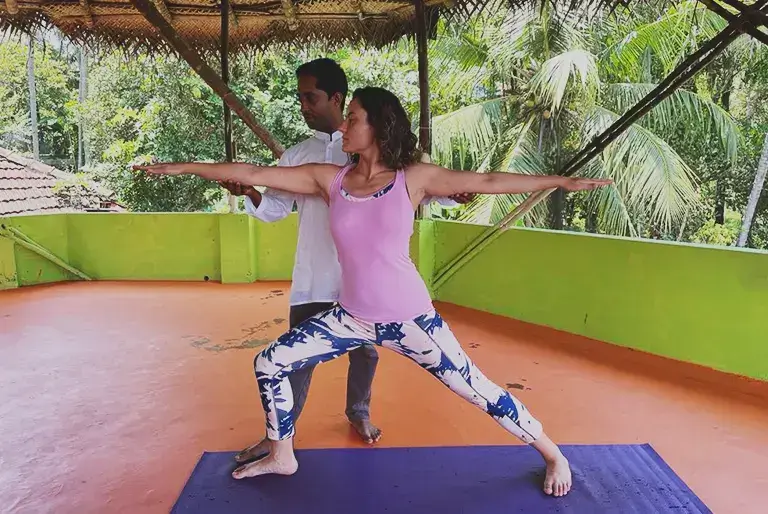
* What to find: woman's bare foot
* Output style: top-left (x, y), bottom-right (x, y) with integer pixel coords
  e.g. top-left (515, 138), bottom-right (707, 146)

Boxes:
top-left (232, 438), bottom-right (298, 479)
top-left (531, 431), bottom-right (572, 497)
top-left (232, 453), bottom-right (298, 479)
top-left (543, 454), bottom-right (572, 497)
top-left (350, 418), bottom-right (382, 444)
top-left (234, 438), bottom-right (270, 464)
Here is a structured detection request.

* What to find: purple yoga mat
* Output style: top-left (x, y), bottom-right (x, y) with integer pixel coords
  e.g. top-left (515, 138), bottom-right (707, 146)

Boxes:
top-left (171, 444), bottom-right (711, 513)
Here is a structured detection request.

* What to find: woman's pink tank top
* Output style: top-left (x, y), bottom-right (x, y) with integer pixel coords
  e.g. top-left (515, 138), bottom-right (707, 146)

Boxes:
top-left (328, 165), bottom-right (433, 323)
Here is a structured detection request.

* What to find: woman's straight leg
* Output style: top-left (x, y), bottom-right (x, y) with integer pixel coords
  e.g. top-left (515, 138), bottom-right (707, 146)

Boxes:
top-left (375, 311), bottom-right (572, 496)
top-left (376, 311), bottom-right (541, 441)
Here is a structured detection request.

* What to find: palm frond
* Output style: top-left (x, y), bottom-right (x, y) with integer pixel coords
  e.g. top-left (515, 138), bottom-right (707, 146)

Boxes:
top-left (603, 82), bottom-right (740, 161)
top-left (431, 96), bottom-right (518, 168)
top-left (604, 0), bottom-right (726, 77)
top-left (580, 160), bottom-right (638, 236)
top-left (431, 21), bottom-right (491, 97)
top-left (531, 49), bottom-right (599, 112)
top-left (583, 106), bottom-right (700, 231)
top-left (458, 120), bottom-right (549, 226)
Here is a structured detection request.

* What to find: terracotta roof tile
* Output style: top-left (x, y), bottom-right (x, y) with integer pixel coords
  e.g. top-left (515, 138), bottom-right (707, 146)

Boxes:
top-left (0, 147), bottom-right (121, 216)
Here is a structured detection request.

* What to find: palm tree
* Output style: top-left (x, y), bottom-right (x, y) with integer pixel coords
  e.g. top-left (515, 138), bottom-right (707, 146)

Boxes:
top-left (428, 0), bottom-right (740, 238)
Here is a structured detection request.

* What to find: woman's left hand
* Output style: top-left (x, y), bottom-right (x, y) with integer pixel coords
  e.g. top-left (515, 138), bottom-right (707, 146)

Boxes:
top-left (562, 177), bottom-right (613, 191)
top-left (132, 163), bottom-right (186, 176)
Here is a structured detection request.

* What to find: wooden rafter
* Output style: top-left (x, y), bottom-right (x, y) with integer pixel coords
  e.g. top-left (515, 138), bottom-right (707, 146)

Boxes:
top-left (700, 0), bottom-right (768, 46)
top-left (281, 0), bottom-right (299, 31)
top-left (228, 3), bottom-right (237, 29)
top-left (151, 0), bottom-right (173, 24)
top-left (4, 0), bottom-right (19, 15)
top-left (79, 0), bottom-right (95, 27)
top-left (129, 0), bottom-right (284, 158)
top-left (719, 0), bottom-right (768, 28)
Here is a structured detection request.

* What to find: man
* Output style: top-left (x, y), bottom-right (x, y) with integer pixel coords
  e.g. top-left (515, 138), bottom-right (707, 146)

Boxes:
top-left (224, 58), bottom-right (469, 463)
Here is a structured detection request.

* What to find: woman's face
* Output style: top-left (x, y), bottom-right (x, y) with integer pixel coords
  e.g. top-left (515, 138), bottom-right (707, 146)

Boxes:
top-left (340, 98), bottom-right (376, 155)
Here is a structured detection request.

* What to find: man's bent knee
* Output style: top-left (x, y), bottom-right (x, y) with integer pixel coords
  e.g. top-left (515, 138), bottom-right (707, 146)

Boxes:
top-left (351, 344), bottom-right (379, 362)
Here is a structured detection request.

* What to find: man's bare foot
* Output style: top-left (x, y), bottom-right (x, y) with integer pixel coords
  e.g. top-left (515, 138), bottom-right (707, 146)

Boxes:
top-left (350, 418), bottom-right (382, 444)
top-left (232, 453), bottom-right (298, 479)
top-left (543, 455), bottom-right (572, 497)
top-left (234, 438), bottom-right (270, 464)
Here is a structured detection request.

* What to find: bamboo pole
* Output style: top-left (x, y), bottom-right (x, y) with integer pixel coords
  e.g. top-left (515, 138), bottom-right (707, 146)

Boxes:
top-left (415, 0), bottom-right (431, 156)
top-left (221, 0), bottom-right (237, 212)
top-left (0, 227), bottom-right (93, 281)
top-left (718, 0), bottom-right (768, 28)
top-left (700, 0), bottom-right (768, 46)
top-left (415, 0), bottom-right (431, 219)
top-left (129, 0), bottom-right (284, 159)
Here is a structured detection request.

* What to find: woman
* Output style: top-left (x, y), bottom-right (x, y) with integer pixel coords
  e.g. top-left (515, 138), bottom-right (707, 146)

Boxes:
top-left (135, 87), bottom-right (610, 498)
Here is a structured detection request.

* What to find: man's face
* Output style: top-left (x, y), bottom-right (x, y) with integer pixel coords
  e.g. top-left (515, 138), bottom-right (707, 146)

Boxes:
top-left (297, 74), bottom-right (341, 132)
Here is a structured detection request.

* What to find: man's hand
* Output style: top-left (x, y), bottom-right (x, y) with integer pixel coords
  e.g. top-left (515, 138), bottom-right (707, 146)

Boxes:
top-left (220, 181), bottom-right (255, 196)
top-left (449, 193), bottom-right (476, 204)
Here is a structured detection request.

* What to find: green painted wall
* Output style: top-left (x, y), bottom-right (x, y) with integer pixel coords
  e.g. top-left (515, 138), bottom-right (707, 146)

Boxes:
top-left (1, 213), bottom-right (297, 286)
top-left (219, 214), bottom-right (254, 284)
top-left (411, 220), bottom-right (436, 293)
top-left (66, 213), bottom-right (222, 281)
top-left (254, 215), bottom-right (297, 281)
top-left (434, 221), bottom-right (768, 381)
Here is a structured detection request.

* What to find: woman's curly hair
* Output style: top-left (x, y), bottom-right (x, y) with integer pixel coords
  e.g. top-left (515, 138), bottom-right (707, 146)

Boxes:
top-left (350, 87), bottom-right (422, 170)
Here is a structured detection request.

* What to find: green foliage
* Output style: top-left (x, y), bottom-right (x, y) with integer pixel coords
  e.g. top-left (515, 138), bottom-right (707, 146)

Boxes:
top-left (692, 212), bottom-right (741, 246)
top-left (0, 37), bottom-right (79, 162)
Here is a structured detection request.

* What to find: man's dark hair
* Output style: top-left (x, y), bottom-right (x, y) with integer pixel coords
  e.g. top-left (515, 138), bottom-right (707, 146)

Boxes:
top-left (296, 58), bottom-right (348, 104)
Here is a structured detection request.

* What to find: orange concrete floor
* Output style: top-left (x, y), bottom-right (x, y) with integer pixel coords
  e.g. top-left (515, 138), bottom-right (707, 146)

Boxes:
top-left (1, 281), bottom-right (767, 513)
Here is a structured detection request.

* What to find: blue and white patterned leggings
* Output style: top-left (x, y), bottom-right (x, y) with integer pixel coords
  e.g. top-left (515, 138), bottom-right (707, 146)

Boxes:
top-left (254, 306), bottom-right (543, 443)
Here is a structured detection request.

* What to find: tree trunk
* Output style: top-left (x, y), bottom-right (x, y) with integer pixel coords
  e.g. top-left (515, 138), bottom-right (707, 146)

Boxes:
top-left (736, 133), bottom-right (768, 247)
top-left (586, 208), bottom-right (598, 233)
top-left (714, 180), bottom-right (726, 224)
top-left (78, 48), bottom-right (88, 169)
top-left (537, 116), bottom-right (564, 230)
top-left (713, 76), bottom-right (732, 226)
top-left (27, 35), bottom-right (39, 160)
top-left (550, 189), bottom-right (565, 230)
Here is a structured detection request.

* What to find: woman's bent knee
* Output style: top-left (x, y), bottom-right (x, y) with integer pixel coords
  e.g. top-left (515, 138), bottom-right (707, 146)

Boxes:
top-left (253, 344), bottom-right (276, 374)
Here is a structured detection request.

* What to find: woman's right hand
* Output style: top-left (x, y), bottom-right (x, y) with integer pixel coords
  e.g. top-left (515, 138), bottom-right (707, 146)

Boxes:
top-left (561, 177), bottom-right (613, 191)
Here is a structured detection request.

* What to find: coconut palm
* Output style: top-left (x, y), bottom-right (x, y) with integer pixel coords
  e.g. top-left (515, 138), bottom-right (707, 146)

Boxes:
top-left (428, 0), bottom-right (741, 237)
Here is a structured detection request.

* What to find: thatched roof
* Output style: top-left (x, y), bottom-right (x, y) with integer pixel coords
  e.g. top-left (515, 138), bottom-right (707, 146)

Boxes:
top-left (0, 0), bottom-right (629, 53)
top-left (0, 0), bottom-right (499, 52)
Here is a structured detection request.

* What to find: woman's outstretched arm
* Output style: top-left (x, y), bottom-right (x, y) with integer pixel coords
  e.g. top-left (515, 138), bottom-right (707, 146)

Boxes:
top-left (410, 163), bottom-right (611, 199)
top-left (132, 162), bottom-right (339, 197)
